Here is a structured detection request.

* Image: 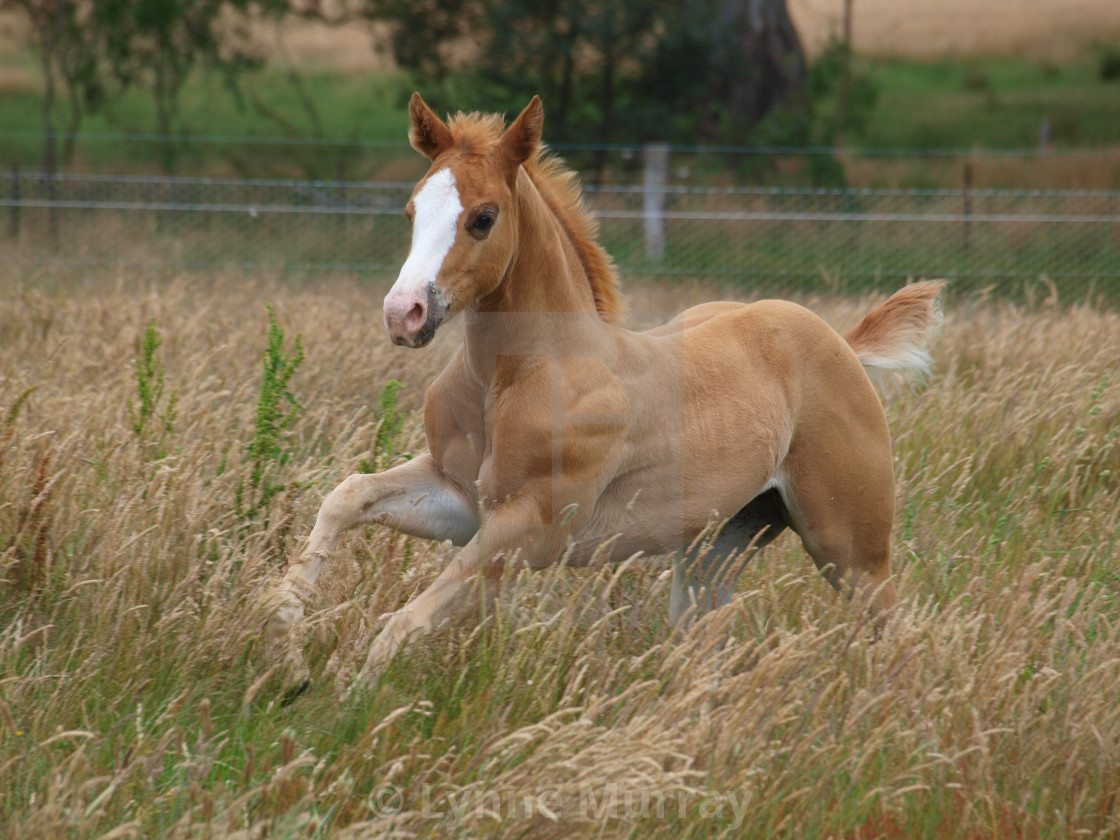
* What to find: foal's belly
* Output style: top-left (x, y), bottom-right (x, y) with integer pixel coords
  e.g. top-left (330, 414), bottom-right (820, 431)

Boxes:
top-left (565, 522), bottom-right (686, 566)
top-left (565, 466), bottom-right (764, 565)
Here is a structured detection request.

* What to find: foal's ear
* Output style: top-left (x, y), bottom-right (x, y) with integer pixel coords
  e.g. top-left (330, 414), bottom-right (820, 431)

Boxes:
top-left (497, 96), bottom-right (544, 175)
top-left (408, 92), bottom-right (454, 160)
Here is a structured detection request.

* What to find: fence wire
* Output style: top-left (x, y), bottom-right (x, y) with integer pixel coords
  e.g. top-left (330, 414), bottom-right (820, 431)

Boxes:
top-left (3, 171), bottom-right (1119, 299)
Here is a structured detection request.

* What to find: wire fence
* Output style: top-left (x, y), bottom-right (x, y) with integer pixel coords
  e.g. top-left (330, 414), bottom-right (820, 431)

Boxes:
top-left (3, 170), bottom-right (1120, 301)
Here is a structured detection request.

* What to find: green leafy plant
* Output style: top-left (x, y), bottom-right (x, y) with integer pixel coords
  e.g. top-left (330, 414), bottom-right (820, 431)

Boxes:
top-left (238, 303), bottom-right (305, 518)
top-left (129, 320), bottom-right (177, 439)
top-left (358, 380), bottom-right (405, 474)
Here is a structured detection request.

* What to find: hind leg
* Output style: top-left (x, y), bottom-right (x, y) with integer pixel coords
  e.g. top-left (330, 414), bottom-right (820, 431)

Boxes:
top-left (778, 434), bottom-right (898, 623)
top-left (670, 489), bottom-right (788, 627)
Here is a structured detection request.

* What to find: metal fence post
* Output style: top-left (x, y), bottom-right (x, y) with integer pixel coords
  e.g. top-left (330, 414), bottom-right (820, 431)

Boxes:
top-left (643, 143), bottom-right (669, 259)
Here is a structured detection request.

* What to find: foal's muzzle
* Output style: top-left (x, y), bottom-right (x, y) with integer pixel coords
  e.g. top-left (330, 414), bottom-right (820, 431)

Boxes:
top-left (384, 283), bottom-right (448, 348)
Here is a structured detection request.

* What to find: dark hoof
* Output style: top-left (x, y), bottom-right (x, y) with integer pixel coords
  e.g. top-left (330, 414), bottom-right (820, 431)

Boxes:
top-left (281, 679), bottom-right (312, 706)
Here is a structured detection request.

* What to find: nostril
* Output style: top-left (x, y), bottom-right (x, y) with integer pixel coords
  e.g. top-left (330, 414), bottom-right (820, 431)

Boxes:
top-left (405, 301), bottom-right (426, 331)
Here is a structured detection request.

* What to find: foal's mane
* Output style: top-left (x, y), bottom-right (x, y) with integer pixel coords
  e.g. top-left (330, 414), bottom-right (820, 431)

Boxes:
top-left (447, 112), bottom-right (625, 323)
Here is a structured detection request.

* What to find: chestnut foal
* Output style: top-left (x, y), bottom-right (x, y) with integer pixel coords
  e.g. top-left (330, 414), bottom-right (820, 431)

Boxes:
top-left (268, 94), bottom-right (944, 690)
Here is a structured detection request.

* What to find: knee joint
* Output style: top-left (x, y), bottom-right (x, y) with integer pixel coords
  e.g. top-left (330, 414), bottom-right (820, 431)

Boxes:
top-left (319, 474), bottom-right (374, 525)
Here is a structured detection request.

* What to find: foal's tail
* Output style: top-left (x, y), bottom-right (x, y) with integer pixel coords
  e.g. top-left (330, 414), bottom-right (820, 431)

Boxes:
top-left (845, 280), bottom-right (946, 387)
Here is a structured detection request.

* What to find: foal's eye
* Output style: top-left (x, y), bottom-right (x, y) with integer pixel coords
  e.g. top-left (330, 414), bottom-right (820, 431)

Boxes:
top-left (472, 213), bottom-right (494, 233)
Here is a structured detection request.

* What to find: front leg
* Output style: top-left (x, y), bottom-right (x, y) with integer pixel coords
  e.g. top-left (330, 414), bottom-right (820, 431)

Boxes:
top-left (356, 493), bottom-right (580, 689)
top-left (268, 453), bottom-right (478, 641)
top-left (356, 537), bottom-right (493, 688)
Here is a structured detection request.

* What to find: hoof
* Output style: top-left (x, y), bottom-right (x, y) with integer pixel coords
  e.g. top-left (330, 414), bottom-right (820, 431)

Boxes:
top-left (281, 679), bottom-right (312, 706)
top-left (337, 662), bottom-right (383, 703)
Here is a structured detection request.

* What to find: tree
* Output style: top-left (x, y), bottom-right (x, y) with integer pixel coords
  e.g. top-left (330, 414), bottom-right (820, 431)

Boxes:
top-left (0, 0), bottom-right (109, 247)
top-left (1, 0), bottom-right (107, 165)
top-left (705, 0), bottom-right (808, 136)
top-left (472, 0), bottom-right (668, 144)
top-left (365, 0), bottom-right (697, 168)
top-left (364, 0), bottom-right (810, 150)
top-left (95, 0), bottom-right (283, 172)
top-left (3, 0), bottom-right (289, 175)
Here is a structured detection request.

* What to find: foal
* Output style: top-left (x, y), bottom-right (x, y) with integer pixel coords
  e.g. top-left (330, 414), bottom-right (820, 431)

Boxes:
top-left (268, 94), bottom-right (944, 689)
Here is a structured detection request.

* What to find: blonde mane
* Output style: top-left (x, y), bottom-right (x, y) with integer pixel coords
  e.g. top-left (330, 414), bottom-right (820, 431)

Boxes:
top-left (447, 112), bottom-right (625, 323)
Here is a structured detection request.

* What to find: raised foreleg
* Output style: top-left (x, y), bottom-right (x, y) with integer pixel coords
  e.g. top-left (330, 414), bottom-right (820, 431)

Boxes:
top-left (268, 453), bottom-right (478, 641)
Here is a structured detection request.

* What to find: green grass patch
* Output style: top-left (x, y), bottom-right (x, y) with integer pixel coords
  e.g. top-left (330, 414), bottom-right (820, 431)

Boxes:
top-left (2, 51), bottom-right (1119, 181)
top-left (0, 62), bottom-right (412, 177)
top-left (857, 56), bottom-right (1120, 149)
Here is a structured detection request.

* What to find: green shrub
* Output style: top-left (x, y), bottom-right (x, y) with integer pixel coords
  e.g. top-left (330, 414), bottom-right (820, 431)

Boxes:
top-left (238, 303), bottom-right (305, 519)
top-left (129, 320), bottom-right (176, 439)
top-left (358, 379), bottom-right (405, 474)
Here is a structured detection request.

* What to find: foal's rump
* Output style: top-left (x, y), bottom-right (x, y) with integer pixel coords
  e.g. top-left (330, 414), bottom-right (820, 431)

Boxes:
top-left (692, 281), bottom-right (944, 608)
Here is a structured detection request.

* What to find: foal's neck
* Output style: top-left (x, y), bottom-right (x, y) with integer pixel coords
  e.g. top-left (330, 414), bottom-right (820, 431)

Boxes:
top-left (465, 167), bottom-right (608, 379)
top-left (492, 167), bottom-right (600, 317)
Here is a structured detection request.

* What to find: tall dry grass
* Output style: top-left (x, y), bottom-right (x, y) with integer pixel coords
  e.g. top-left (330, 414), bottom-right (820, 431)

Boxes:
top-left (0, 271), bottom-right (1118, 838)
top-left (791, 0), bottom-right (1120, 59)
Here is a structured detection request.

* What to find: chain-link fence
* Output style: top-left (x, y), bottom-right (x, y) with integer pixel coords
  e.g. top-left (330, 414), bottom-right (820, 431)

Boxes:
top-left (4, 170), bottom-right (1119, 300)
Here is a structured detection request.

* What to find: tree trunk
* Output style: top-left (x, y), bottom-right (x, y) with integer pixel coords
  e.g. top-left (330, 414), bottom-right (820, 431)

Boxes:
top-left (591, 14), bottom-right (615, 186)
top-left (553, 15), bottom-right (580, 142)
top-left (709, 0), bottom-right (807, 134)
top-left (833, 0), bottom-right (854, 144)
top-left (62, 83), bottom-right (82, 165)
top-left (38, 48), bottom-right (59, 251)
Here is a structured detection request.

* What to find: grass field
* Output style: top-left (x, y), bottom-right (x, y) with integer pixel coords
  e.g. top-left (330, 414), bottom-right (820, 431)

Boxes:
top-left (1, 270), bottom-right (1118, 838)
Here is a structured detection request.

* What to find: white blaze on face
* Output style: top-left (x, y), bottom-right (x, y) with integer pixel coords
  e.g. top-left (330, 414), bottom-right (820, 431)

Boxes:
top-left (391, 167), bottom-right (462, 301)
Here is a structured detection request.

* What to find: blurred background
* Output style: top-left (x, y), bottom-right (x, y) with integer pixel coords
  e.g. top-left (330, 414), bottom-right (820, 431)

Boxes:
top-left (1, 0), bottom-right (1119, 299)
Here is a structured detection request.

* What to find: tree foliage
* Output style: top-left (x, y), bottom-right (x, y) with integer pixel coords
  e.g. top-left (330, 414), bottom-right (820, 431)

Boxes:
top-left (1, 0), bottom-right (285, 172)
top-left (1, 0), bottom-right (107, 165)
top-left (96, 0), bottom-right (284, 170)
top-left (367, 0), bottom-right (813, 147)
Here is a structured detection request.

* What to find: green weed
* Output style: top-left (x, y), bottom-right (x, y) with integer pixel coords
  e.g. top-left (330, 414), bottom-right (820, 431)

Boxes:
top-left (358, 380), bottom-right (405, 474)
top-left (238, 303), bottom-right (305, 520)
top-left (129, 319), bottom-right (177, 442)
